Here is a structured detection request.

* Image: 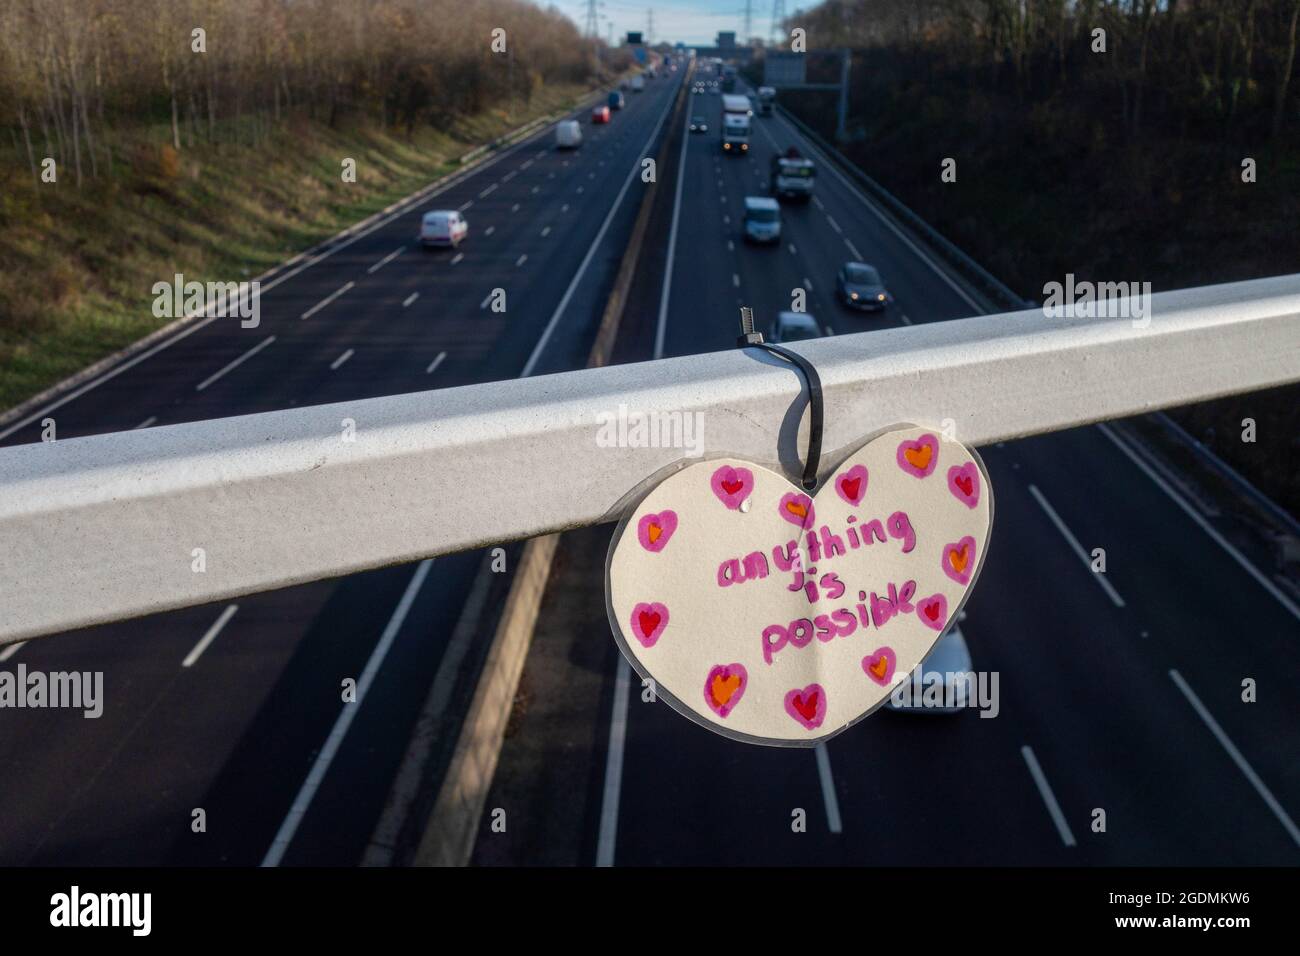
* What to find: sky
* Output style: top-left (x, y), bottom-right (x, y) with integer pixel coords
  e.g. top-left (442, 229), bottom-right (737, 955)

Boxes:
top-left (553, 0), bottom-right (794, 47)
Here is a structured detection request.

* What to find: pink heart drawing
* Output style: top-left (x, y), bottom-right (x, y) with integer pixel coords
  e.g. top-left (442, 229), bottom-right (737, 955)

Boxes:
top-left (947, 463), bottom-right (980, 508)
top-left (915, 593), bottom-right (948, 631)
top-left (835, 464), bottom-right (869, 506)
top-left (704, 663), bottom-right (749, 718)
top-left (631, 602), bottom-right (669, 647)
top-left (896, 432), bottom-right (940, 478)
top-left (710, 465), bottom-right (754, 510)
top-left (637, 510), bottom-right (678, 552)
top-left (778, 492), bottom-right (815, 528)
top-left (861, 647), bottom-right (897, 687)
top-left (784, 684), bottom-right (827, 730)
top-left (941, 535), bottom-right (977, 586)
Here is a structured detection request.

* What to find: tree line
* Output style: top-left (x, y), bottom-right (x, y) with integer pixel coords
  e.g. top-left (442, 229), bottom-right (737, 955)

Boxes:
top-left (785, 0), bottom-right (1300, 143)
top-left (0, 0), bottom-right (610, 186)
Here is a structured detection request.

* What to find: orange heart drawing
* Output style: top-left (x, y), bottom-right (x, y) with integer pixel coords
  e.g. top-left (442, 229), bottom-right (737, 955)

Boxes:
top-left (711, 673), bottom-right (741, 706)
top-left (904, 445), bottom-right (932, 471)
top-left (949, 545), bottom-right (968, 573)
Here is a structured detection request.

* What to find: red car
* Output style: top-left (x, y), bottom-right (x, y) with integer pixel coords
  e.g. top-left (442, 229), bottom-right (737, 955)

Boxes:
top-left (591, 105), bottom-right (611, 124)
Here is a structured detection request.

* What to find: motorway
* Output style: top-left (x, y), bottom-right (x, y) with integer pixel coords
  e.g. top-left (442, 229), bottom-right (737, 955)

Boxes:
top-left (3, 57), bottom-right (1297, 869)
top-left (474, 69), bottom-right (1300, 865)
top-left (0, 70), bottom-right (686, 865)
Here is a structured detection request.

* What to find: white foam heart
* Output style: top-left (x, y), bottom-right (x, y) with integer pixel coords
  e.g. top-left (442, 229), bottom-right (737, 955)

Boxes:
top-left (606, 424), bottom-right (993, 746)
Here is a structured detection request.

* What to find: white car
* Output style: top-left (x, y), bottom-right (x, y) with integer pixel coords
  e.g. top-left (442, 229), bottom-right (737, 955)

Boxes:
top-left (419, 210), bottom-right (468, 248)
top-left (769, 311), bottom-right (821, 343)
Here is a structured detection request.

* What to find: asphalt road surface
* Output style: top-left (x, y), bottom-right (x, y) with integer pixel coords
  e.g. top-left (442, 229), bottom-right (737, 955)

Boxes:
top-left (476, 71), bottom-right (1300, 866)
top-left (0, 70), bottom-right (686, 865)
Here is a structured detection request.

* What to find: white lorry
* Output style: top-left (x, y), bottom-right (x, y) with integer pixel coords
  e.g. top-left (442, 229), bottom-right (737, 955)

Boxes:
top-left (771, 148), bottom-right (815, 199)
top-left (721, 93), bottom-right (752, 154)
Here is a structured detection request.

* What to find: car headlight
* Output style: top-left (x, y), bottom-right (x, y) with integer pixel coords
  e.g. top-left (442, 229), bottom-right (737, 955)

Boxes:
top-left (877, 293), bottom-right (886, 301)
top-left (850, 292), bottom-right (859, 300)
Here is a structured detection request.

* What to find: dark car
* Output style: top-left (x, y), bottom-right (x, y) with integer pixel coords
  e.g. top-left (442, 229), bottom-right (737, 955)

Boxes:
top-left (608, 91), bottom-right (625, 110)
top-left (836, 262), bottom-right (892, 311)
top-left (689, 115), bottom-right (708, 133)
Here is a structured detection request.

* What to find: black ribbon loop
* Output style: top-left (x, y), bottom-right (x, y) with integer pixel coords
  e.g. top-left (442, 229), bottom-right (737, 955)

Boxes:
top-left (736, 308), bottom-right (824, 491)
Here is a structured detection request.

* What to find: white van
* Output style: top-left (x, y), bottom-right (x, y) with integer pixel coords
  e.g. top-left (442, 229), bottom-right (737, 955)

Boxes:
top-left (743, 196), bottom-right (781, 243)
top-left (555, 120), bottom-right (583, 149)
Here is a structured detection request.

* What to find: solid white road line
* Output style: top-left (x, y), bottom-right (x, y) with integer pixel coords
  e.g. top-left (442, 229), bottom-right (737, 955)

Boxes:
top-left (403, 292), bottom-right (420, 307)
top-left (300, 281), bottom-right (354, 320)
top-left (595, 658), bottom-right (632, 867)
top-left (1028, 484), bottom-right (1126, 608)
top-left (182, 604), bottom-right (238, 668)
top-left (1169, 669), bottom-right (1300, 847)
top-left (1098, 422), bottom-right (1300, 622)
top-left (425, 351), bottom-right (446, 374)
top-left (262, 558), bottom-right (434, 867)
top-left (330, 348), bottom-right (354, 370)
top-left (134, 416), bottom-right (157, 430)
top-left (814, 743), bottom-right (844, 834)
top-left (653, 94), bottom-right (695, 360)
top-left (1021, 745), bottom-right (1077, 847)
top-left (195, 335), bottom-right (276, 392)
top-left (367, 247), bottom-right (404, 274)
top-left (0, 641), bottom-right (25, 663)
top-left (519, 82), bottom-right (678, 378)
top-left (598, 74), bottom-right (699, 864)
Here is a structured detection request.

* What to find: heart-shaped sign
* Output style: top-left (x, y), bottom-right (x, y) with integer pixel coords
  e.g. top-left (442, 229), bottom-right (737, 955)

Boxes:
top-left (606, 424), bottom-right (993, 746)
